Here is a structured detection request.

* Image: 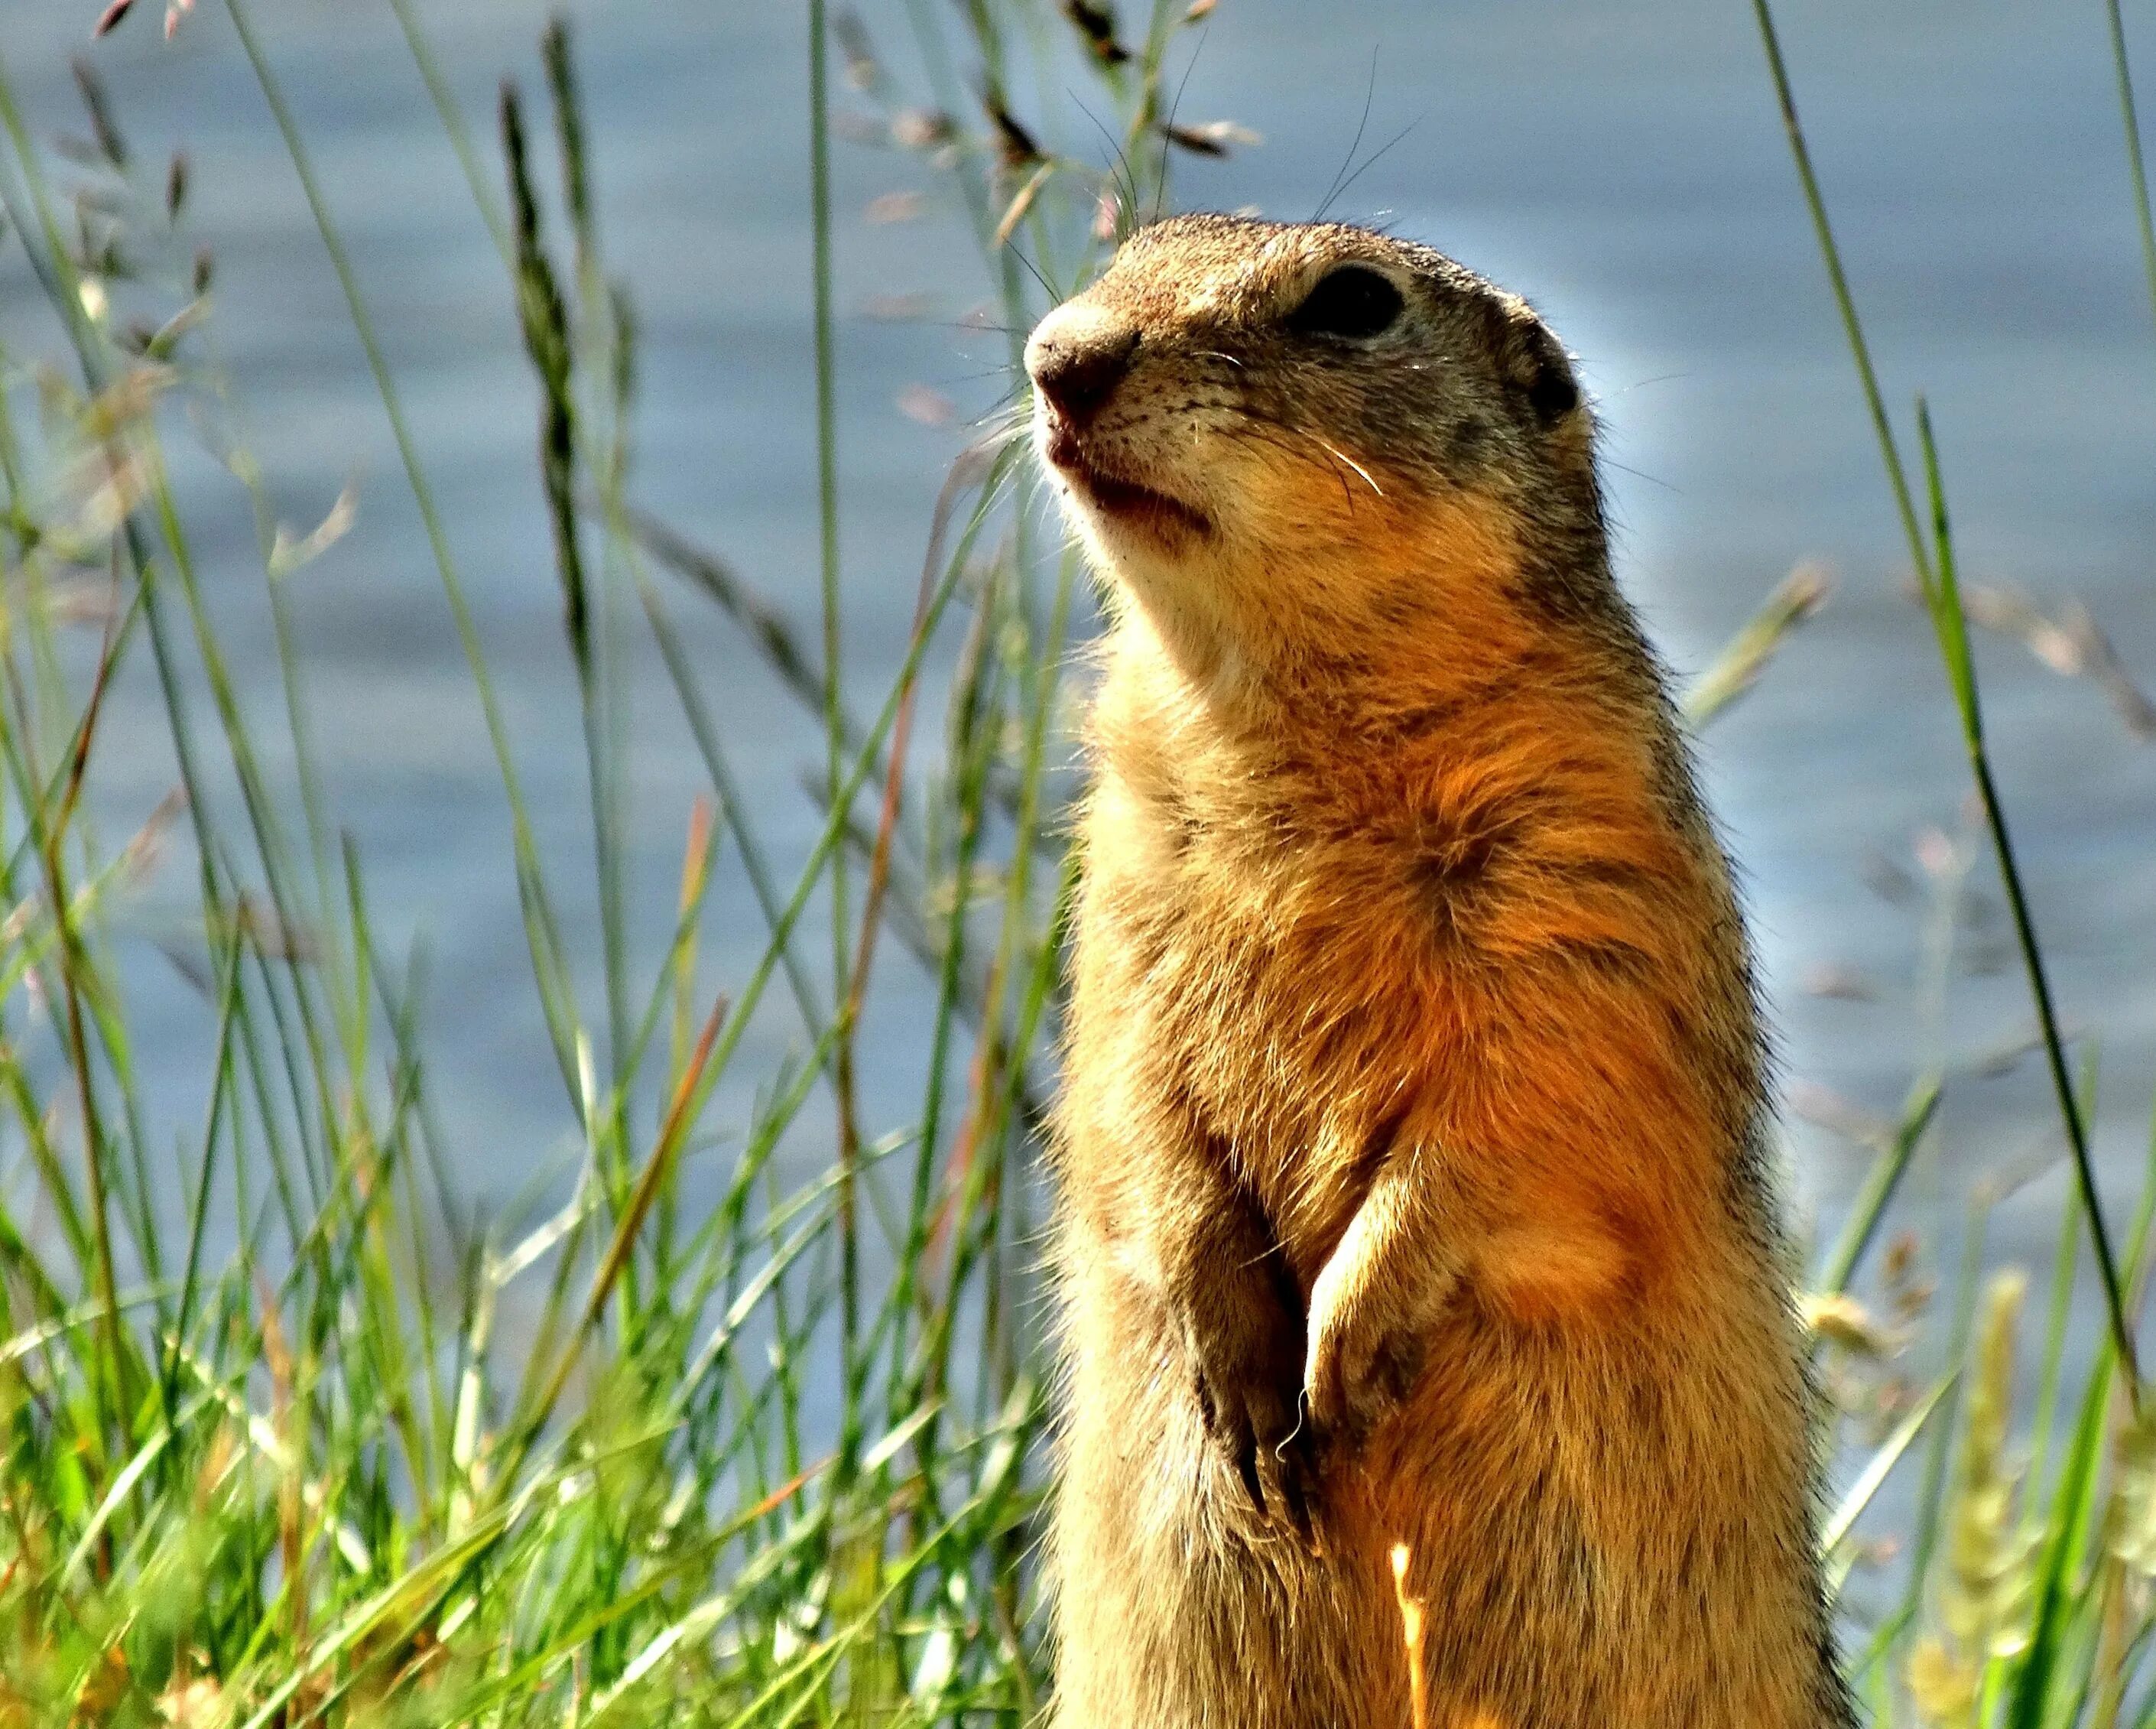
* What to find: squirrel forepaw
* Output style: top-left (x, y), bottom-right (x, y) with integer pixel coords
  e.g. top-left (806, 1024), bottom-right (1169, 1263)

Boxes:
top-left (1185, 1314), bottom-right (1317, 1545)
top-left (1304, 1305), bottom-right (1429, 1450)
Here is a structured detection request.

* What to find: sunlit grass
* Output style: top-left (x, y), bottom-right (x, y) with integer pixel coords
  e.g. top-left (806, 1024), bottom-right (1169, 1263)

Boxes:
top-left (0, 1), bottom-right (2153, 1723)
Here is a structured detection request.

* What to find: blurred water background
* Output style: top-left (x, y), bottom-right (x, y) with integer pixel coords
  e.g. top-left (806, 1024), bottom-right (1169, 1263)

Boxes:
top-left (2, 0), bottom-right (2152, 1283)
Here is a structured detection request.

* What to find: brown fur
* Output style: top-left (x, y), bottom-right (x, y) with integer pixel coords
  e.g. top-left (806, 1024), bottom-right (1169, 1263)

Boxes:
top-left (1031, 215), bottom-right (1853, 1729)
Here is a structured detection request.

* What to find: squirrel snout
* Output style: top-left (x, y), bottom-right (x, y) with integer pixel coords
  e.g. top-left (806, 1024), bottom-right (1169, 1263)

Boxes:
top-left (1027, 304), bottom-right (1139, 428)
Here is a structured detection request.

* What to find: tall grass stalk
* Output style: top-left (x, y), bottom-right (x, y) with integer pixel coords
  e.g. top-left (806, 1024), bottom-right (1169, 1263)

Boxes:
top-left (805, 0), bottom-right (865, 1451)
top-left (2105, 0), bottom-right (2156, 336)
top-left (0, 0), bottom-right (1190, 1716)
top-left (1748, 0), bottom-right (2141, 1402)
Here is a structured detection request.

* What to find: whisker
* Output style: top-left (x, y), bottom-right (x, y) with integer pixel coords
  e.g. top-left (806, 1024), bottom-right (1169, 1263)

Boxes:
top-left (971, 388), bottom-right (1033, 431)
top-left (1070, 92), bottom-right (1140, 238)
top-left (1002, 239), bottom-right (1056, 302)
top-left (976, 395), bottom-right (1031, 427)
top-left (1313, 436), bottom-right (1384, 498)
top-left (1318, 115), bottom-right (1422, 223)
top-left (1601, 458), bottom-right (1680, 494)
top-left (1314, 47), bottom-right (1381, 224)
top-left (1154, 28), bottom-right (1208, 225)
top-left (1222, 404), bottom-right (1365, 515)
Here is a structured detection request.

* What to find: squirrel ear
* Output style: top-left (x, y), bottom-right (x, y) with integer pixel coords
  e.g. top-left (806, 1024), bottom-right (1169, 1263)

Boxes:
top-left (1517, 321), bottom-right (1581, 421)
top-left (1526, 359), bottom-right (1580, 420)
top-left (1494, 304), bottom-right (1581, 421)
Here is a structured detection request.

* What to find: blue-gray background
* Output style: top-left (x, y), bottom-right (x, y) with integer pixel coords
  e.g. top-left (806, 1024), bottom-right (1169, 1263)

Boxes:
top-left (2, 2), bottom-right (2151, 1305)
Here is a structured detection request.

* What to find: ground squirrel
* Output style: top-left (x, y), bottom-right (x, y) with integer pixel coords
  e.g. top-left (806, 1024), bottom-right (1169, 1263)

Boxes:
top-left (1029, 215), bottom-right (1855, 1729)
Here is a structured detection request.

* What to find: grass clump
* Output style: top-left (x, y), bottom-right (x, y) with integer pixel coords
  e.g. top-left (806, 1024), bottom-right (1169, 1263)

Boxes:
top-left (0, 0), bottom-right (1161, 1716)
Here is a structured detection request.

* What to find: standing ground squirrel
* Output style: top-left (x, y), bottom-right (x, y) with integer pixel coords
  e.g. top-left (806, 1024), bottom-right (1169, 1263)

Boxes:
top-left (1028, 215), bottom-right (1855, 1729)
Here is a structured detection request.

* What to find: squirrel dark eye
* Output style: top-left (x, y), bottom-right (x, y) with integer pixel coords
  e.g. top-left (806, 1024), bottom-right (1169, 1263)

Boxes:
top-left (1287, 265), bottom-right (1404, 340)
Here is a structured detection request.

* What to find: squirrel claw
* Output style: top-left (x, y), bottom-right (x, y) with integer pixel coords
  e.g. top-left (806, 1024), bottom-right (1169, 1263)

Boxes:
top-left (1194, 1357), bottom-right (1318, 1545)
top-left (1263, 1419), bottom-right (1317, 1547)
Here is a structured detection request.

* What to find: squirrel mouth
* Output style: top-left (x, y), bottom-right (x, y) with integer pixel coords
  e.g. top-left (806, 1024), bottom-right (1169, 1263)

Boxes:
top-left (1044, 424), bottom-right (1213, 540)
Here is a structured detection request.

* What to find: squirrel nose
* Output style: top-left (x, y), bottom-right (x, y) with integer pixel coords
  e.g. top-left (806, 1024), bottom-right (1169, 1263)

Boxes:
top-left (1026, 305), bottom-right (1138, 427)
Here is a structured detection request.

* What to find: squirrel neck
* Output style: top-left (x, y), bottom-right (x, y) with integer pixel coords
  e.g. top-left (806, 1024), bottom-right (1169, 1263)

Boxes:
top-left (1095, 521), bottom-right (1667, 801)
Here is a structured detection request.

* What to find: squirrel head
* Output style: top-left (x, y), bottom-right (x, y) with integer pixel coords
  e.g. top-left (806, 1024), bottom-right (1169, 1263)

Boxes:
top-left (1026, 214), bottom-right (1609, 697)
